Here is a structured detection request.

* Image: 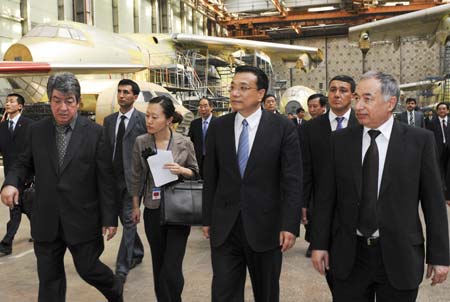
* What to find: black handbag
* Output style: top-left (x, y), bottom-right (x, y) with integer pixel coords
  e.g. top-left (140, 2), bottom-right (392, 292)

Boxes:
top-left (160, 180), bottom-right (203, 226)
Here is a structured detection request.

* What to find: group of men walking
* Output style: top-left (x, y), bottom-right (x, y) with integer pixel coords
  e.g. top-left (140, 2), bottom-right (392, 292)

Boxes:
top-left (0, 67), bottom-right (449, 302)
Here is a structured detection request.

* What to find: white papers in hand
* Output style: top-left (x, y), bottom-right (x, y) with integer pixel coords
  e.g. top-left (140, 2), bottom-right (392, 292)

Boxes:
top-left (147, 150), bottom-right (178, 187)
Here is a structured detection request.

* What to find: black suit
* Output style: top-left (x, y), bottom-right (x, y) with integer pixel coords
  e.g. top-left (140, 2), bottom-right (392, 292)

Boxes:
top-left (0, 115), bottom-right (33, 245)
top-left (4, 116), bottom-right (121, 302)
top-left (312, 121), bottom-right (449, 299)
top-left (292, 118), bottom-right (304, 127)
top-left (203, 110), bottom-right (302, 301)
top-left (300, 110), bottom-right (358, 294)
top-left (188, 115), bottom-right (215, 177)
top-left (428, 116), bottom-right (450, 178)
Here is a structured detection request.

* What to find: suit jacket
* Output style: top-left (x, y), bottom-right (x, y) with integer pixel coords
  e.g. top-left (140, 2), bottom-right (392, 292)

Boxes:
top-left (292, 118), bottom-right (305, 127)
top-left (397, 110), bottom-right (425, 128)
top-left (3, 116), bottom-right (117, 245)
top-left (0, 115), bottom-right (34, 176)
top-left (428, 116), bottom-right (450, 156)
top-left (312, 120), bottom-right (449, 290)
top-left (129, 131), bottom-right (199, 208)
top-left (202, 110), bottom-right (303, 252)
top-left (188, 116), bottom-right (216, 177)
top-left (103, 109), bottom-right (146, 191)
top-left (300, 110), bottom-right (359, 209)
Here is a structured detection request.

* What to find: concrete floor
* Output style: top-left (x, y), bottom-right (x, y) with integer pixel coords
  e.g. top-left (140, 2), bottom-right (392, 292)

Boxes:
top-left (0, 168), bottom-right (449, 301)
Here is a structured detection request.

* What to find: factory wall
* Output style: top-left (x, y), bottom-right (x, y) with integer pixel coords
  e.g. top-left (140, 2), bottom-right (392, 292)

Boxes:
top-left (271, 35), bottom-right (442, 98)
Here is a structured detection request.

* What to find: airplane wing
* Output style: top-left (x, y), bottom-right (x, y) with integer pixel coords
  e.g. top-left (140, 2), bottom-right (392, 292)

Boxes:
top-left (349, 4), bottom-right (450, 49)
top-left (0, 61), bottom-right (146, 77)
top-left (399, 80), bottom-right (441, 91)
top-left (169, 33), bottom-right (324, 72)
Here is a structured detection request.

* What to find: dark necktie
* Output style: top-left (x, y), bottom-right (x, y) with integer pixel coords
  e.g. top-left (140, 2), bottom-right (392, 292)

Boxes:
top-left (358, 129), bottom-right (381, 237)
top-left (237, 119), bottom-right (249, 178)
top-left (335, 117), bottom-right (344, 130)
top-left (409, 112), bottom-right (414, 126)
top-left (442, 119), bottom-right (447, 144)
top-left (56, 125), bottom-right (70, 168)
top-left (8, 120), bottom-right (14, 135)
top-left (113, 115), bottom-right (126, 175)
top-left (202, 120), bottom-right (208, 156)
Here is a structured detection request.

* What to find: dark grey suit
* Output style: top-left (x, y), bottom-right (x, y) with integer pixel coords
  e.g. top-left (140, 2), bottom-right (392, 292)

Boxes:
top-left (397, 110), bottom-right (424, 128)
top-left (103, 108), bottom-right (146, 277)
top-left (3, 116), bottom-right (121, 301)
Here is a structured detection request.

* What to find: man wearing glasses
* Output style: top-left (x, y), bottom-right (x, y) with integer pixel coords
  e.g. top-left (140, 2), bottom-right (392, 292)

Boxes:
top-left (1, 73), bottom-right (123, 302)
top-left (202, 66), bottom-right (302, 302)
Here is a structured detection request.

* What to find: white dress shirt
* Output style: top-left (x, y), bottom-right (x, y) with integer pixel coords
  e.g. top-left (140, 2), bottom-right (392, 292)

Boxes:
top-left (329, 108), bottom-right (351, 131)
top-left (8, 113), bottom-right (21, 131)
top-left (115, 107), bottom-right (135, 137)
top-left (358, 115), bottom-right (394, 237)
top-left (234, 108), bottom-right (262, 156)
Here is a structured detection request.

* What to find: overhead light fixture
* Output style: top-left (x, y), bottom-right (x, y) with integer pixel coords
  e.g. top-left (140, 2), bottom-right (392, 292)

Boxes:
top-left (307, 6), bottom-right (338, 12)
top-left (383, 1), bottom-right (410, 6)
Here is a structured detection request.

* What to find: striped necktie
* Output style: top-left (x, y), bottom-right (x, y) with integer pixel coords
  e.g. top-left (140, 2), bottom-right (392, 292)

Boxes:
top-left (237, 119), bottom-right (249, 178)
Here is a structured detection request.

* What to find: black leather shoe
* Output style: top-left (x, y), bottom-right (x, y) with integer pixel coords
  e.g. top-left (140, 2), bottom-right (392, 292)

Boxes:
top-left (129, 258), bottom-right (142, 269)
top-left (305, 246), bottom-right (312, 258)
top-left (0, 242), bottom-right (12, 256)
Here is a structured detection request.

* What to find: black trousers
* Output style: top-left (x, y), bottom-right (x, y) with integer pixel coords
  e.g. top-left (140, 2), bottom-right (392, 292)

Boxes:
top-left (33, 234), bottom-right (122, 302)
top-left (211, 215), bottom-right (282, 302)
top-left (1, 198), bottom-right (31, 245)
top-left (333, 237), bottom-right (419, 302)
top-left (143, 208), bottom-right (191, 302)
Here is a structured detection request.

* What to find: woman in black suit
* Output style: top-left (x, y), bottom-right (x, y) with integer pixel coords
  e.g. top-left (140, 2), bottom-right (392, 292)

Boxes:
top-left (130, 95), bottom-right (199, 302)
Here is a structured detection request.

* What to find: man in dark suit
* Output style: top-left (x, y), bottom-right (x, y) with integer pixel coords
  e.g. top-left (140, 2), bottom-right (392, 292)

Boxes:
top-left (429, 102), bottom-right (450, 178)
top-left (1, 73), bottom-right (123, 302)
top-left (301, 75), bottom-right (358, 296)
top-left (202, 66), bottom-right (302, 302)
top-left (188, 97), bottom-right (215, 178)
top-left (397, 97), bottom-right (425, 128)
top-left (292, 107), bottom-right (305, 127)
top-left (0, 93), bottom-right (33, 256)
top-left (311, 71), bottom-right (449, 302)
top-left (261, 94), bottom-right (279, 114)
top-left (103, 79), bottom-right (146, 283)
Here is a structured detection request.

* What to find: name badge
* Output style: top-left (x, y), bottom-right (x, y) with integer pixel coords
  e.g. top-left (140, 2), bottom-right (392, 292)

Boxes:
top-left (152, 187), bottom-right (161, 200)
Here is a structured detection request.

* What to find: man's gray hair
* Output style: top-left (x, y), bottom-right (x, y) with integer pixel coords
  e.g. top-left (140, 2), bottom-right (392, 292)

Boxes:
top-left (361, 71), bottom-right (400, 102)
top-left (47, 72), bottom-right (81, 103)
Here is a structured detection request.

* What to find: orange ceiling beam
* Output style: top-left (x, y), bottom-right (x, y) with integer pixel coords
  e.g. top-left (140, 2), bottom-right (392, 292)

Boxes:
top-left (222, 3), bottom-right (437, 26)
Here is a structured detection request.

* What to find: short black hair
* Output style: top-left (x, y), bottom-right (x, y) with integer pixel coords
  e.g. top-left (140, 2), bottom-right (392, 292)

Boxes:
top-left (296, 107), bottom-right (305, 114)
top-left (118, 79), bottom-right (140, 95)
top-left (7, 93), bottom-right (25, 106)
top-left (329, 75), bottom-right (356, 93)
top-left (436, 102), bottom-right (449, 111)
top-left (406, 98), bottom-right (416, 104)
top-left (234, 65), bottom-right (269, 93)
top-left (307, 93), bottom-right (327, 107)
top-left (262, 94), bottom-right (276, 104)
top-left (199, 97), bottom-right (213, 107)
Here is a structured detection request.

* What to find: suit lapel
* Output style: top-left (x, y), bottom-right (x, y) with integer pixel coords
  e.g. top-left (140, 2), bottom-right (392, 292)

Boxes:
top-left (350, 126), bottom-right (364, 199)
top-left (243, 110), bottom-right (269, 178)
top-left (124, 109), bottom-right (137, 138)
top-left (379, 121), bottom-right (403, 200)
top-left (348, 109), bottom-right (359, 127)
top-left (224, 113), bottom-right (240, 177)
top-left (60, 116), bottom-right (88, 174)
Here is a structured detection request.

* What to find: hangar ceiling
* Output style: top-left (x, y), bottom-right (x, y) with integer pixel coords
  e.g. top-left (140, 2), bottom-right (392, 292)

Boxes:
top-left (184, 0), bottom-right (445, 39)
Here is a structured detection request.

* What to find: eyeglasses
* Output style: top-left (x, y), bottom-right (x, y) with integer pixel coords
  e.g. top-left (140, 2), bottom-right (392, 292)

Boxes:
top-left (228, 86), bottom-right (258, 93)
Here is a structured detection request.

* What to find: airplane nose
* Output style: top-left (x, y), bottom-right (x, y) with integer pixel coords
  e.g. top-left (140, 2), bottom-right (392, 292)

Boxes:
top-left (3, 43), bottom-right (33, 61)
